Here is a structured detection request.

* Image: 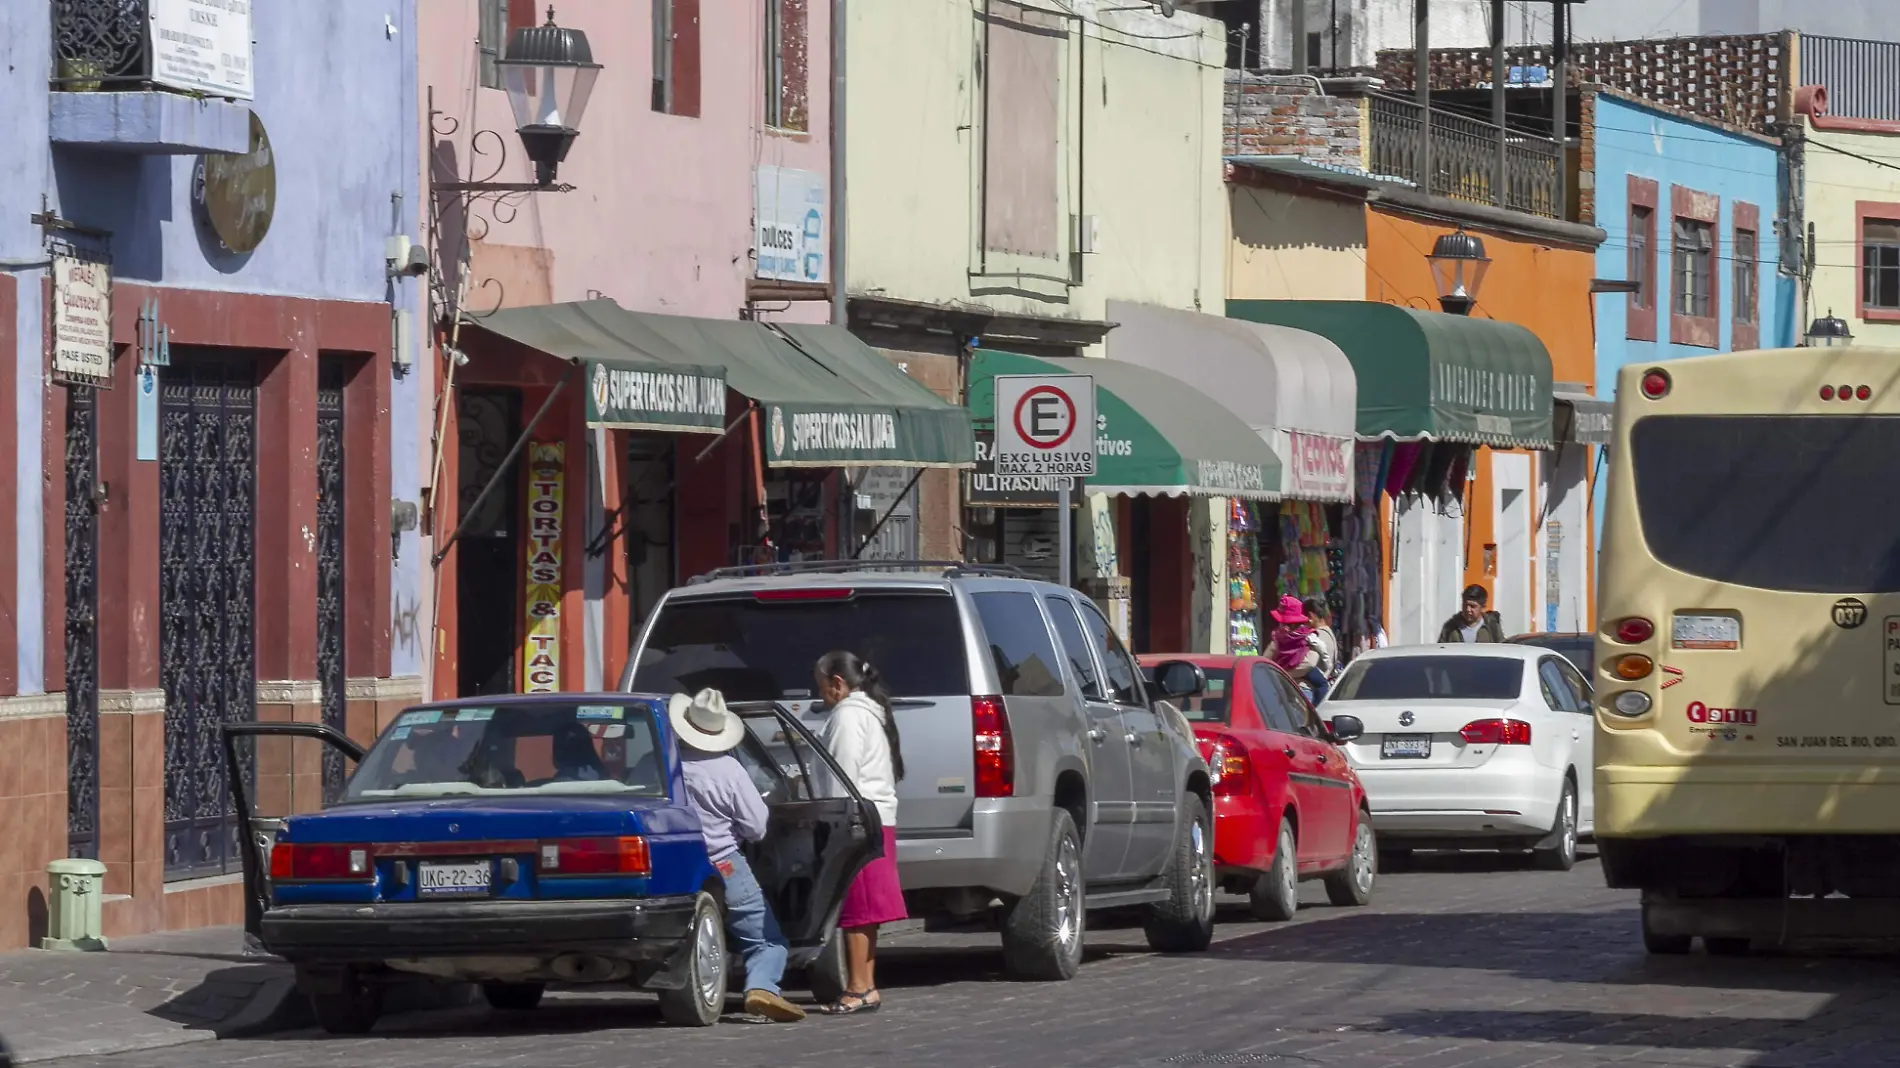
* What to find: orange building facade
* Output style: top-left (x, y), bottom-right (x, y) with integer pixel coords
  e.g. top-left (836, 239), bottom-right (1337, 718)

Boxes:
top-left (1363, 208), bottom-right (1602, 641)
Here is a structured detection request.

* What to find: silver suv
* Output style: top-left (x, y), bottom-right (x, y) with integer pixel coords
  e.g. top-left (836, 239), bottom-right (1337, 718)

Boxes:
top-left (620, 561), bottom-right (1215, 980)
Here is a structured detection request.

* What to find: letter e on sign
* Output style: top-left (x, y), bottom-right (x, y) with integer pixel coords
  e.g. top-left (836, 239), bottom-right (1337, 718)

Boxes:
top-left (993, 374), bottom-right (1097, 479)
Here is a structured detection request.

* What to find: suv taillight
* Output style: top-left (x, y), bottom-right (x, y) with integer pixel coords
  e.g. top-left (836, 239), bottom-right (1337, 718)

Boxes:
top-left (1460, 719), bottom-right (1533, 746)
top-left (973, 696), bottom-right (1014, 797)
top-left (269, 842), bottom-right (372, 882)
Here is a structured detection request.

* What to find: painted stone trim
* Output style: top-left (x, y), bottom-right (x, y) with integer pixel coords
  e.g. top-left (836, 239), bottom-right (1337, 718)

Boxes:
top-left (256, 680), bottom-right (323, 704)
top-left (98, 688), bottom-right (166, 715)
top-left (343, 675), bottom-right (425, 702)
top-left (0, 693), bottom-right (68, 721)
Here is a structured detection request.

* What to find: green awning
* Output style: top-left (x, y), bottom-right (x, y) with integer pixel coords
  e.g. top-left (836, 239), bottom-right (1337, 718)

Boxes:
top-left (473, 301), bottom-right (975, 468)
top-left (476, 302), bottom-right (728, 433)
top-left (970, 349), bottom-right (1282, 500)
top-left (1226, 300), bottom-right (1555, 448)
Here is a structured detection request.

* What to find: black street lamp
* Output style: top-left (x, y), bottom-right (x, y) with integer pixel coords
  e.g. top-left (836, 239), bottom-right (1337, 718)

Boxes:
top-left (500, 8), bottom-right (601, 187)
top-left (1805, 310), bottom-right (1854, 348)
top-left (1428, 229), bottom-right (1491, 316)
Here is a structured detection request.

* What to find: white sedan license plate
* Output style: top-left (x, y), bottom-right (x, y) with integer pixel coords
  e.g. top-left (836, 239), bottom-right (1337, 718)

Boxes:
top-left (418, 860), bottom-right (491, 898)
top-left (1381, 735), bottom-right (1432, 759)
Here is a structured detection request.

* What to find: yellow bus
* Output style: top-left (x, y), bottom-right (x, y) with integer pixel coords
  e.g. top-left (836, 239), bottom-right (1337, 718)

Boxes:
top-left (1596, 346), bottom-right (1900, 956)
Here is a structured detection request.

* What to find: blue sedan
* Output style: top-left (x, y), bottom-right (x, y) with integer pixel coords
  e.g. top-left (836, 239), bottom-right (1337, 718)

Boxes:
top-left (224, 694), bottom-right (878, 1032)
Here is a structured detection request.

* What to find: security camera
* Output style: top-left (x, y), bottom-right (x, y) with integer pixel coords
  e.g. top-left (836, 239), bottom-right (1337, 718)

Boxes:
top-left (399, 244), bottom-right (431, 277)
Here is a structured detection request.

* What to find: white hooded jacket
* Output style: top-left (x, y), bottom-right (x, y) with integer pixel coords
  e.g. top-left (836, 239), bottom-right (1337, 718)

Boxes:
top-left (817, 690), bottom-right (899, 826)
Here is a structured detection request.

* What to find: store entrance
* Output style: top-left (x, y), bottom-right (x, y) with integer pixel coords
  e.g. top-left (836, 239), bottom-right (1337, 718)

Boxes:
top-left (623, 434), bottom-right (677, 630)
top-left (457, 388), bottom-right (522, 696)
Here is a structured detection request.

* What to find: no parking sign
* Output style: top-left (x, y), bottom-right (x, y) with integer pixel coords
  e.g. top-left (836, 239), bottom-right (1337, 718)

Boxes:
top-left (994, 374), bottom-right (1097, 479)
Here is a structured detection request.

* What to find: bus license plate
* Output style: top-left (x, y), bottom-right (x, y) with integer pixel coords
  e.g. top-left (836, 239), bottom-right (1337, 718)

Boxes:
top-left (1381, 735), bottom-right (1432, 759)
top-left (418, 860), bottom-right (491, 898)
top-left (1672, 614), bottom-right (1739, 650)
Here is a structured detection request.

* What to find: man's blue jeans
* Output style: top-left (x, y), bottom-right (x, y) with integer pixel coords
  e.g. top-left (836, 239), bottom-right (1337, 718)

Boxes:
top-left (716, 851), bottom-right (788, 995)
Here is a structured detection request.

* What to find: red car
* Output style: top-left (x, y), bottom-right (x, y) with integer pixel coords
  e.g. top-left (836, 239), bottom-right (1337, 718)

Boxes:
top-left (1139, 654), bottom-right (1377, 920)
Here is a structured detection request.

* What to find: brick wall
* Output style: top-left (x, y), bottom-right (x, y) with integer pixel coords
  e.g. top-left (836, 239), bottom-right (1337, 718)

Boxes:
top-left (1374, 32), bottom-right (1795, 135)
top-left (1224, 72), bottom-right (1368, 172)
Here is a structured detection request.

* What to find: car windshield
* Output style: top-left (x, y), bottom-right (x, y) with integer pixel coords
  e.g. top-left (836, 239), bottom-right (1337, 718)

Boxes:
top-left (1330, 657), bottom-right (1524, 701)
top-left (632, 591), bottom-right (970, 700)
top-left (1141, 666), bottom-right (1233, 723)
top-left (342, 701), bottom-right (667, 803)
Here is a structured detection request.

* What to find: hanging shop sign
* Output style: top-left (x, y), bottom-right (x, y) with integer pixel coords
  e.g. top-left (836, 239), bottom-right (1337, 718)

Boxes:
top-left (194, 112), bottom-right (276, 255)
top-left (765, 405), bottom-right (905, 466)
top-left (584, 359), bottom-right (726, 432)
top-left (1278, 430), bottom-right (1354, 501)
top-left (753, 165), bottom-right (827, 284)
top-left (52, 254), bottom-right (113, 387)
top-left (149, 0), bottom-right (255, 100)
top-left (521, 442), bottom-right (565, 694)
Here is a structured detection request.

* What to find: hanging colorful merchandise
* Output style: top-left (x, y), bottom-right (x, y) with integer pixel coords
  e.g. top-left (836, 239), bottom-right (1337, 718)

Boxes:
top-left (1275, 500), bottom-right (1333, 604)
top-left (1228, 499), bottom-right (1261, 655)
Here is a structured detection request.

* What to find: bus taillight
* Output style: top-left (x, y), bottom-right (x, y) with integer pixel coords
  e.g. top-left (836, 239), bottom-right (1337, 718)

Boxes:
top-left (1859, 385), bottom-right (1873, 400)
top-left (1612, 654), bottom-right (1654, 680)
top-left (1614, 617), bottom-right (1654, 644)
top-left (1641, 369), bottom-right (1671, 399)
top-left (1821, 385), bottom-right (1837, 400)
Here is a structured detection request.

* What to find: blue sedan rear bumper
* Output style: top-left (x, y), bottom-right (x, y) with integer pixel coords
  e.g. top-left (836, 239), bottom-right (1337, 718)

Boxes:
top-left (260, 895), bottom-right (699, 964)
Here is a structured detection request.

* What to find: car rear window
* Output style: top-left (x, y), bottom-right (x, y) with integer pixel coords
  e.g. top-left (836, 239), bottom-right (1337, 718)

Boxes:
top-left (343, 701), bottom-right (666, 803)
top-left (632, 592), bottom-right (971, 700)
top-left (1330, 657), bottom-right (1523, 701)
top-left (1141, 666), bottom-right (1233, 723)
top-left (1632, 414), bottom-right (1900, 592)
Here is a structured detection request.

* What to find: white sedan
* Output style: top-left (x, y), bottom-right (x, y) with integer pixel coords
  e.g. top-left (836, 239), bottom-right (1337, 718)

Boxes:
top-left (1321, 644), bottom-right (1595, 870)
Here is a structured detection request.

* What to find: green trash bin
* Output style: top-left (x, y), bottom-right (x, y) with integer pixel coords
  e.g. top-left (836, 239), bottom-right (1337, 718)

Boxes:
top-left (42, 858), bottom-right (109, 952)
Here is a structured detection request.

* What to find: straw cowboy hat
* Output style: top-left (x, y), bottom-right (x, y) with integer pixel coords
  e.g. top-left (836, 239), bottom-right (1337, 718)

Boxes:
top-left (668, 688), bottom-right (746, 753)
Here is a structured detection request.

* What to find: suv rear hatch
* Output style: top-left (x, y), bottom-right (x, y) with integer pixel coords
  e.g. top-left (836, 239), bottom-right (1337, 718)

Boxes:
top-left (630, 586), bottom-right (976, 832)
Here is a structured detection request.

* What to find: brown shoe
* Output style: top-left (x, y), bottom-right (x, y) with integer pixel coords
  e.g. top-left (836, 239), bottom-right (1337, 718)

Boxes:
top-left (744, 989), bottom-right (808, 1022)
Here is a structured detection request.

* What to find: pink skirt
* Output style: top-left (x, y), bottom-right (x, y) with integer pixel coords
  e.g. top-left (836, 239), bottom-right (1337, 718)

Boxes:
top-left (838, 826), bottom-right (908, 929)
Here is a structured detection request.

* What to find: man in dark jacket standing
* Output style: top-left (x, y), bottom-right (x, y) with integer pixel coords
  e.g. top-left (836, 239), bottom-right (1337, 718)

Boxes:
top-left (1439, 584), bottom-right (1505, 643)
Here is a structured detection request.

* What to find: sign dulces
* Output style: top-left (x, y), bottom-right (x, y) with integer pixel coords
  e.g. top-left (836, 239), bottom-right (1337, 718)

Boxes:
top-left (993, 374), bottom-right (1098, 478)
top-left (150, 0), bottom-right (254, 100)
top-left (521, 443), bottom-right (565, 693)
top-left (754, 166), bottom-right (827, 284)
top-left (52, 254), bottom-right (113, 387)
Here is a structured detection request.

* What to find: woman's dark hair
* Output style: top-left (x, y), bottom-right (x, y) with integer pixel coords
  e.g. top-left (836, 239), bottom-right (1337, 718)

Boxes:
top-left (815, 650), bottom-right (905, 781)
top-left (1302, 598), bottom-right (1328, 625)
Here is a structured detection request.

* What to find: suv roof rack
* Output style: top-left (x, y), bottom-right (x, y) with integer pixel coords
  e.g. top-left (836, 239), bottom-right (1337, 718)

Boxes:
top-left (687, 559), bottom-right (1029, 584)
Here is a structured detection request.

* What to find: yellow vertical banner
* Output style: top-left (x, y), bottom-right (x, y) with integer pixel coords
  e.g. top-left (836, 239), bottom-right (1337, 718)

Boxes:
top-left (521, 442), bottom-right (565, 692)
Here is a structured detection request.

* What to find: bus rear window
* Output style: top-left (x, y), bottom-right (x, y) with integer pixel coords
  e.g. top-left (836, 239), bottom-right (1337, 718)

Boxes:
top-left (1631, 415), bottom-right (1900, 593)
top-left (632, 592), bottom-right (970, 700)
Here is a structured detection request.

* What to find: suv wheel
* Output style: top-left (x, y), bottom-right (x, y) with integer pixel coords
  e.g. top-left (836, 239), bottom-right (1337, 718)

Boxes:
top-left (1001, 809), bottom-right (1086, 981)
top-left (657, 893), bottom-right (728, 1026)
top-left (1145, 794), bottom-right (1216, 953)
top-left (1250, 816), bottom-right (1299, 922)
top-left (1323, 811), bottom-right (1377, 907)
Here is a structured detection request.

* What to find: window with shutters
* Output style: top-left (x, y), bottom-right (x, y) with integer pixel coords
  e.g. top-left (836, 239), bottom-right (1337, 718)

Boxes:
top-left (764, 0), bottom-right (809, 132)
top-left (1626, 176), bottom-right (1659, 342)
top-left (1732, 200), bottom-right (1761, 350)
top-left (478, 0), bottom-right (536, 90)
top-left (1860, 208), bottom-right (1900, 320)
top-left (651, 0), bottom-right (700, 116)
top-left (981, 2), bottom-right (1064, 260)
top-left (1668, 185), bottom-right (1720, 349)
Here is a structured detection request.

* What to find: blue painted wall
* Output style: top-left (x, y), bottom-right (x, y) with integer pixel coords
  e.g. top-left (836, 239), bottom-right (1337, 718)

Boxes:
top-left (4, 1), bottom-right (424, 689)
top-left (1589, 93), bottom-right (1793, 542)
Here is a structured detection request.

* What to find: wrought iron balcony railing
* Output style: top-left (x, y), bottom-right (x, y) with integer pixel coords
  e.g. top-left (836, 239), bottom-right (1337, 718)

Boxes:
top-left (1368, 93), bottom-right (1564, 219)
top-left (53, 0), bottom-right (153, 90)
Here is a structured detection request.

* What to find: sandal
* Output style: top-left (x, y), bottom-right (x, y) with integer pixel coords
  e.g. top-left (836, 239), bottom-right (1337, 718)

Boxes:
top-left (819, 989), bottom-right (881, 1015)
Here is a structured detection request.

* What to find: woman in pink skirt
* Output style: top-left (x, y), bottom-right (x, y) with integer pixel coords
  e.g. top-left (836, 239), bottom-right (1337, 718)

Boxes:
top-left (812, 650), bottom-right (906, 1014)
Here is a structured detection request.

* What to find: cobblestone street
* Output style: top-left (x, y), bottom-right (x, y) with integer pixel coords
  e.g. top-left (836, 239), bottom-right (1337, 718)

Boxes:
top-left (27, 850), bottom-right (1900, 1068)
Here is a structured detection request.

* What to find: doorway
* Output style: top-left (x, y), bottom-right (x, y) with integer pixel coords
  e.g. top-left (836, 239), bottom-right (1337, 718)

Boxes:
top-left (623, 435), bottom-right (677, 631)
top-left (457, 389), bottom-right (522, 696)
top-left (1493, 452), bottom-right (1532, 638)
top-left (159, 351), bottom-right (258, 879)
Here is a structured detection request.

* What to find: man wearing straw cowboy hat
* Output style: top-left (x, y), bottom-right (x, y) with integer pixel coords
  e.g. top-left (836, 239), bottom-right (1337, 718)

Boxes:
top-left (670, 687), bottom-right (807, 1023)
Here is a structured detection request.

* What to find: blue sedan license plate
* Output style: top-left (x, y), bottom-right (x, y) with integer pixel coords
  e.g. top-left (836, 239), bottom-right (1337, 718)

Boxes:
top-left (1381, 735), bottom-right (1432, 759)
top-left (418, 860), bottom-right (492, 898)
